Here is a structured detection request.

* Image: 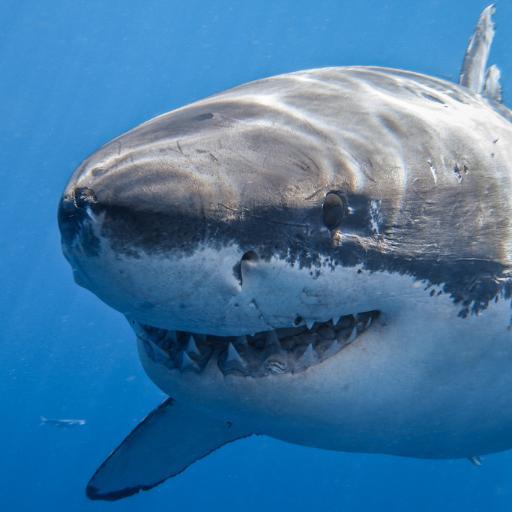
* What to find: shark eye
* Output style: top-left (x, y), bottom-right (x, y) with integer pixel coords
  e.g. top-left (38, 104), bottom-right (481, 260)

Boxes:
top-left (322, 192), bottom-right (345, 230)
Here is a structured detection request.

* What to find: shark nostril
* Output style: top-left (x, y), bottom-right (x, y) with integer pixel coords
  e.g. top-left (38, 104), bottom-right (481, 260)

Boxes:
top-left (73, 187), bottom-right (97, 209)
top-left (233, 251), bottom-right (259, 287)
top-left (58, 187), bottom-right (101, 250)
top-left (241, 250), bottom-right (258, 263)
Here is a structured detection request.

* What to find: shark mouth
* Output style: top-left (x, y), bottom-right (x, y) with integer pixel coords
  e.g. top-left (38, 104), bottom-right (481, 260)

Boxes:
top-left (136, 310), bottom-right (380, 378)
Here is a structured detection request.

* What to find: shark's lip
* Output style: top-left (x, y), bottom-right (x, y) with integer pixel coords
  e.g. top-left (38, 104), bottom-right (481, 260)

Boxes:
top-left (134, 310), bottom-right (381, 378)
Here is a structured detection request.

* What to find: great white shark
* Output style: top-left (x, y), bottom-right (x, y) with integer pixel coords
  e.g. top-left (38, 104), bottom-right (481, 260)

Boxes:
top-left (58, 5), bottom-right (512, 500)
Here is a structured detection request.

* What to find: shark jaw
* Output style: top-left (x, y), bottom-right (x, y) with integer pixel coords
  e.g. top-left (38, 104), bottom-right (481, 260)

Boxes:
top-left (133, 310), bottom-right (380, 378)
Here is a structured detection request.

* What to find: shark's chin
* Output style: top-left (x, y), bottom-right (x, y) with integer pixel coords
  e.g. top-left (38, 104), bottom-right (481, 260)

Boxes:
top-left (133, 310), bottom-right (381, 378)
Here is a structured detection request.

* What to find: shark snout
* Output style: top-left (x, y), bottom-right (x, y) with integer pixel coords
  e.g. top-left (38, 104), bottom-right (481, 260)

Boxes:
top-left (57, 187), bottom-right (99, 247)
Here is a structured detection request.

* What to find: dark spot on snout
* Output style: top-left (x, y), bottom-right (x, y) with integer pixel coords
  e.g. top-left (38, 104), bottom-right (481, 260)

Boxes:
top-left (91, 167), bottom-right (108, 178)
top-left (421, 92), bottom-right (445, 105)
top-left (192, 113), bottom-right (214, 122)
top-left (233, 251), bottom-right (259, 286)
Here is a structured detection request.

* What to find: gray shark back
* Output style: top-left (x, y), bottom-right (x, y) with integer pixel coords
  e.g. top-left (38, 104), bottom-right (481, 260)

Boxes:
top-left (77, 65), bottom-right (512, 318)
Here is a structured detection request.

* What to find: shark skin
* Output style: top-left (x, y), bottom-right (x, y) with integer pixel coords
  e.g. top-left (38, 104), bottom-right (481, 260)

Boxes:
top-left (57, 5), bottom-right (512, 501)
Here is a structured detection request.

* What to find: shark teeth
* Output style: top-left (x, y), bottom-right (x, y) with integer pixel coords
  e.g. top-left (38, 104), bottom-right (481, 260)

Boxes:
top-left (144, 339), bottom-right (171, 365)
top-left (356, 313), bottom-right (372, 330)
top-left (265, 330), bottom-right (281, 348)
top-left (167, 331), bottom-right (178, 344)
top-left (347, 325), bottom-right (358, 343)
top-left (296, 344), bottom-right (318, 369)
top-left (227, 343), bottom-right (245, 365)
top-left (185, 335), bottom-right (201, 357)
top-left (235, 335), bottom-right (249, 347)
top-left (219, 343), bottom-right (248, 376)
top-left (322, 339), bottom-right (342, 359)
top-left (138, 310), bottom-right (380, 378)
top-left (179, 351), bottom-right (200, 372)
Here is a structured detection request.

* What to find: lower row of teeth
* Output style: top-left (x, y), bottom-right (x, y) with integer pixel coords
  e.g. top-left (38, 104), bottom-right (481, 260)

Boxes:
top-left (136, 311), bottom-right (379, 378)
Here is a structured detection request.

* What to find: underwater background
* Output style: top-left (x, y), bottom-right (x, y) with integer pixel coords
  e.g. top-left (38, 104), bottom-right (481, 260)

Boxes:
top-left (2, 0), bottom-right (512, 510)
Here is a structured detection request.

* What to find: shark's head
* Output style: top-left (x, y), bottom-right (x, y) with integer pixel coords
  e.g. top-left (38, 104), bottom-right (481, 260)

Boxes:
top-left (58, 69), bottom-right (512, 379)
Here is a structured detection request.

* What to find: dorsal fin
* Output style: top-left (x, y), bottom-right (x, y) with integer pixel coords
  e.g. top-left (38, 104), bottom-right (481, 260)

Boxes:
top-left (484, 64), bottom-right (502, 102)
top-left (459, 5), bottom-right (496, 95)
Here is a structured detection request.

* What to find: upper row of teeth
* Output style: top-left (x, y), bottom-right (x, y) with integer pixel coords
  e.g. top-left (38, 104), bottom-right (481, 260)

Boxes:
top-left (137, 312), bottom-right (378, 378)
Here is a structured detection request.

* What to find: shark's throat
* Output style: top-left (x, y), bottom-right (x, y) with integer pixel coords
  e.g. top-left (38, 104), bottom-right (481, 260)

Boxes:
top-left (135, 310), bottom-right (380, 378)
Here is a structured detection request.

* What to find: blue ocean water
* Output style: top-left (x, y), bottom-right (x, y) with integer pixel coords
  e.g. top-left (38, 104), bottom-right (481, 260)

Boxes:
top-left (2, 0), bottom-right (512, 510)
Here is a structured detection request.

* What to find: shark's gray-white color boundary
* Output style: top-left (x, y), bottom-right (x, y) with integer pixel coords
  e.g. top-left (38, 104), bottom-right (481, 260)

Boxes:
top-left (58, 5), bottom-right (512, 501)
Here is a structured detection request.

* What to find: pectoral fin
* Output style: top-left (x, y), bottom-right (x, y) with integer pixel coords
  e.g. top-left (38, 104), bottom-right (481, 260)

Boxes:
top-left (86, 398), bottom-right (251, 501)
